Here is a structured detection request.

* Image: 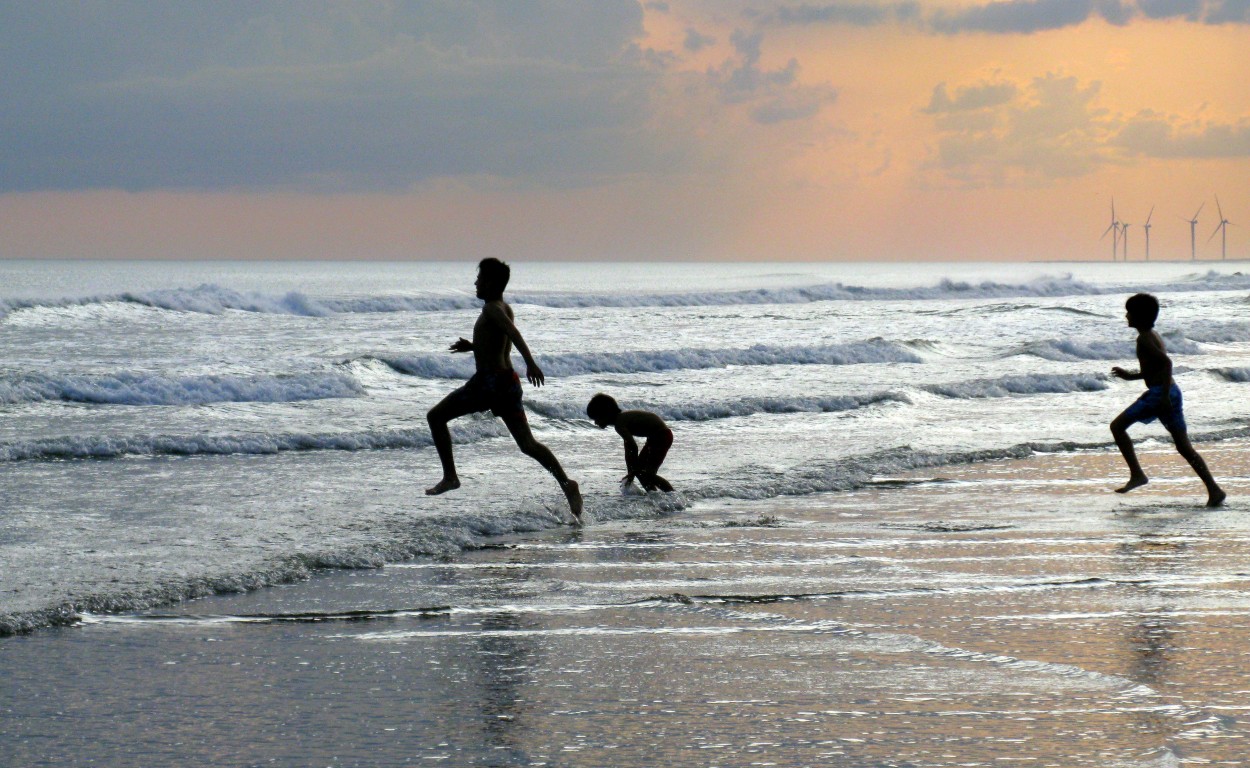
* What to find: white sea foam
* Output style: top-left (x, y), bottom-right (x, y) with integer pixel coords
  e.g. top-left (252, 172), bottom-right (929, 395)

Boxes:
top-left (0, 422), bottom-right (506, 462)
top-left (6, 424), bottom-right (1250, 637)
top-left (375, 340), bottom-right (923, 379)
top-left (525, 391), bottom-right (910, 422)
top-left (923, 373), bottom-right (1109, 399)
top-left (0, 371), bottom-right (363, 406)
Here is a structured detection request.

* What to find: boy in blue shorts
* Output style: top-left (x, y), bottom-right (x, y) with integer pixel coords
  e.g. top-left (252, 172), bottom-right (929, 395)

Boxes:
top-left (1110, 293), bottom-right (1225, 506)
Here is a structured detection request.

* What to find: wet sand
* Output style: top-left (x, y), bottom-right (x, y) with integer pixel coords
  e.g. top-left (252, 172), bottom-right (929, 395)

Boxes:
top-left (3, 439), bottom-right (1249, 767)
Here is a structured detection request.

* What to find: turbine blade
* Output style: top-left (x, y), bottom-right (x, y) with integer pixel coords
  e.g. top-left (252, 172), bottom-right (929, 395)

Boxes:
top-left (1146, 205), bottom-right (1154, 225)
top-left (1101, 223), bottom-right (1115, 239)
top-left (1208, 225), bottom-right (1220, 243)
top-left (1193, 201), bottom-right (1205, 219)
top-left (1216, 195), bottom-right (1224, 220)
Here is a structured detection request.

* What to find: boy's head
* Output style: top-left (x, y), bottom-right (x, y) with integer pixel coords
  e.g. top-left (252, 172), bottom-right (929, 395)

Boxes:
top-left (1125, 293), bottom-right (1160, 329)
top-left (586, 393), bottom-right (621, 428)
top-left (476, 258), bottom-right (511, 300)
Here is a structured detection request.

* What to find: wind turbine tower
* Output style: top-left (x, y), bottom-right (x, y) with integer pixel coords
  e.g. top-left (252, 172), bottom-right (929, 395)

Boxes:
top-left (1209, 196), bottom-right (1232, 260)
top-left (1101, 199), bottom-right (1121, 261)
top-left (1144, 206), bottom-right (1154, 261)
top-left (1185, 202), bottom-right (1204, 261)
top-left (1121, 222), bottom-right (1131, 261)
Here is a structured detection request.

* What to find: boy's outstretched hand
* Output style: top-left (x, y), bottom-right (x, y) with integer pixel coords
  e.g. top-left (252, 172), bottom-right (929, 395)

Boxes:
top-left (1111, 366), bottom-right (1133, 380)
top-left (526, 363), bottom-right (545, 387)
top-left (448, 337), bottom-right (473, 353)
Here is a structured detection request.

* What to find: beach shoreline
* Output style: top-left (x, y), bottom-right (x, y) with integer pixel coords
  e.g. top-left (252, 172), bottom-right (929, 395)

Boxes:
top-left (3, 439), bottom-right (1248, 766)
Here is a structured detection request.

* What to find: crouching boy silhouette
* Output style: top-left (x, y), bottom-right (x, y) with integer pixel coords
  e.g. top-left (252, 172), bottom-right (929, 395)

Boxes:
top-left (587, 393), bottom-right (674, 493)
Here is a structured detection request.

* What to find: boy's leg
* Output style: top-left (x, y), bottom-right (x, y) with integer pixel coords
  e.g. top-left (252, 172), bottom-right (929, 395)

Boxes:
top-left (636, 432), bottom-right (674, 492)
top-left (641, 474), bottom-right (674, 493)
top-left (425, 391), bottom-right (479, 494)
top-left (1110, 410), bottom-right (1149, 493)
top-left (1167, 426), bottom-right (1227, 506)
top-left (501, 412), bottom-right (583, 519)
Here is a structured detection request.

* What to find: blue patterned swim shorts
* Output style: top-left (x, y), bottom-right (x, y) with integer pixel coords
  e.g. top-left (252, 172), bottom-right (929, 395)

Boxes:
top-left (1122, 383), bottom-right (1186, 433)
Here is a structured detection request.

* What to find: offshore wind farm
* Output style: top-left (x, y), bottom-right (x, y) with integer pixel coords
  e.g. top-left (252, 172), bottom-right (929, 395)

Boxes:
top-left (1103, 198), bottom-right (1243, 262)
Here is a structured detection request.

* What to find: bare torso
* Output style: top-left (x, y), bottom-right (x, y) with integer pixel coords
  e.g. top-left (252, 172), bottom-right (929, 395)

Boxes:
top-left (1137, 330), bottom-right (1173, 388)
top-left (616, 410), bottom-right (669, 440)
top-left (472, 300), bottom-right (514, 372)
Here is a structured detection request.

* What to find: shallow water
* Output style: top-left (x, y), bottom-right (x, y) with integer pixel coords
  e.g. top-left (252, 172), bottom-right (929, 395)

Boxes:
top-left (3, 260), bottom-right (1249, 636)
top-left (4, 442), bottom-right (1248, 766)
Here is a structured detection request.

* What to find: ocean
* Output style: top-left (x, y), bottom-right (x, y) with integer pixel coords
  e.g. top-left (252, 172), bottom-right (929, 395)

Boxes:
top-left (2, 259), bottom-right (1249, 765)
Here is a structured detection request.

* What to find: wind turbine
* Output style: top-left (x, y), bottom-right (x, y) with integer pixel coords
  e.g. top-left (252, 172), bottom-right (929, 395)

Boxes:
top-left (1143, 206), bottom-right (1154, 261)
top-left (1121, 222), bottom-right (1131, 261)
top-left (1101, 199), bottom-right (1121, 261)
top-left (1183, 202), bottom-right (1204, 261)
top-left (1208, 196), bottom-right (1232, 260)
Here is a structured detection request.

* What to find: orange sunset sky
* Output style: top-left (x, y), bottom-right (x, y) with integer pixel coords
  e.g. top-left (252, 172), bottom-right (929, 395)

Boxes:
top-left (1, 0), bottom-right (1247, 262)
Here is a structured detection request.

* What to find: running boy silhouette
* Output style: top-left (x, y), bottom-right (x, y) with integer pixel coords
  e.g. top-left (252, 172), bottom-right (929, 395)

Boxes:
top-left (587, 393), bottom-right (674, 493)
top-left (1110, 292), bottom-right (1225, 506)
top-left (426, 258), bottom-right (582, 521)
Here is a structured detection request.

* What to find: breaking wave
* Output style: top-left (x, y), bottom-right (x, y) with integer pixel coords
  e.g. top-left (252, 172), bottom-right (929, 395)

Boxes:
top-left (374, 340), bottom-right (923, 379)
top-left (1213, 367), bottom-right (1250, 383)
top-left (1185, 322), bottom-right (1250, 344)
top-left (6, 271), bottom-right (1250, 319)
top-left (525, 391), bottom-right (910, 422)
top-left (1013, 334), bottom-right (1203, 362)
top-left (0, 371), bottom-right (363, 406)
top-left (923, 373), bottom-right (1109, 399)
top-left (0, 422), bottom-right (507, 463)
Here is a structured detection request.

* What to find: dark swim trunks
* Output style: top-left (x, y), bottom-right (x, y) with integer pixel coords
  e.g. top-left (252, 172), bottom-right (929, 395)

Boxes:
top-left (637, 428), bottom-right (674, 474)
top-left (1122, 383), bottom-right (1186, 432)
top-left (446, 369), bottom-right (524, 418)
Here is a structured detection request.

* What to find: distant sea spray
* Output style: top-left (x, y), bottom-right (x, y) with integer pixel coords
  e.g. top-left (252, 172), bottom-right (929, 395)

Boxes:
top-left (4, 271), bottom-right (1250, 319)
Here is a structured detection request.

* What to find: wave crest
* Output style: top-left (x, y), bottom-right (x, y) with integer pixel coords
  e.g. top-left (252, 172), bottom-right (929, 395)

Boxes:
top-left (1014, 334), bottom-right (1203, 362)
top-left (0, 371), bottom-right (364, 406)
top-left (7, 271), bottom-right (1250, 318)
top-left (526, 392), bottom-right (910, 422)
top-left (924, 373), bottom-right (1109, 399)
top-left (375, 340), bottom-right (922, 379)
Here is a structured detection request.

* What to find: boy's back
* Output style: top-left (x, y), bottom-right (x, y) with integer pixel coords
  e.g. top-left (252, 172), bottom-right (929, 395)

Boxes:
top-left (615, 410), bottom-right (669, 440)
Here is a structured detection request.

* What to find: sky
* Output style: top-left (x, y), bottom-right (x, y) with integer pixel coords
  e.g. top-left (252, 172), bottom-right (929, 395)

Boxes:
top-left (1, 0), bottom-right (1248, 262)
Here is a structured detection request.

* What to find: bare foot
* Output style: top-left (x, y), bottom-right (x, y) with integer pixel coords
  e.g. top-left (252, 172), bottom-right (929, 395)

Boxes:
top-left (425, 477), bottom-right (460, 495)
top-left (1207, 488), bottom-right (1228, 507)
top-left (562, 479), bottom-right (583, 523)
top-left (1115, 475), bottom-right (1149, 494)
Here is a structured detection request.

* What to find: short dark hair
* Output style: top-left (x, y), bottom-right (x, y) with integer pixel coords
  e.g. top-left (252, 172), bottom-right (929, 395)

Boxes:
top-left (478, 258), bottom-right (511, 293)
top-left (1125, 293), bottom-right (1159, 327)
top-left (587, 393), bottom-right (620, 422)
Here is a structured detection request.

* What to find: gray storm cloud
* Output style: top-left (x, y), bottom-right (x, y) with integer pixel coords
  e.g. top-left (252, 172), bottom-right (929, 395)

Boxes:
top-left (0, 1), bottom-right (671, 192)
